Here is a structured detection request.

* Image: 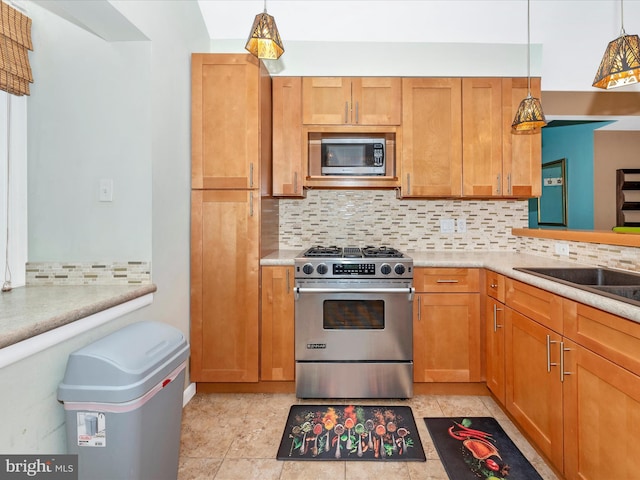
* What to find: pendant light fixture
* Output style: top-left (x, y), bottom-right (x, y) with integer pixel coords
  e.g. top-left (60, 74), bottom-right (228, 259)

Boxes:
top-left (512, 0), bottom-right (546, 134)
top-left (245, 0), bottom-right (284, 60)
top-left (592, 0), bottom-right (640, 89)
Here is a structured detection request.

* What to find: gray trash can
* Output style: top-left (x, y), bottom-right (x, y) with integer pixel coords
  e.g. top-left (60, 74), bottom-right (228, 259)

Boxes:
top-left (58, 321), bottom-right (190, 480)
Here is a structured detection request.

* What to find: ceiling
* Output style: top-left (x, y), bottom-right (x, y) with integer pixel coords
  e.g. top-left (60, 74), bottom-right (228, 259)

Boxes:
top-left (197, 0), bottom-right (640, 130)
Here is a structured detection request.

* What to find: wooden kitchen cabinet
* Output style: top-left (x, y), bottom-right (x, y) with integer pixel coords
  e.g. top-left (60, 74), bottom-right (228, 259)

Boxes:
top-left (413, 268), bottom-right (482, 382)
top-left (462, 77), bottom-right (541, 197)
top-left (272, 77), bottom-right (304, 197)
top-left (302, 77), bottom-right (401, 125)
top-left (485, 270), bottom-right (506, 404)
top-left (562, 337), bottom-right (640, 479)
top-left (260, 266), bottom-right (295, 381)
top-left (502, 77), bottom-right (542, 198)
top-left (190, 189), bottom-right (260, 382)
top-left (191, 54), bottom-right (270, 190)
top-left (504, 307), bottom-right (564, 471)
top-left (400, 78), bottom-right (462, 197)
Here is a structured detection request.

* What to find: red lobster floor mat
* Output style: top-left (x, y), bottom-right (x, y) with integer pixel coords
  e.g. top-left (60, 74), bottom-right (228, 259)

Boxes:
top-left (424, 417), bottom-right (543, 479)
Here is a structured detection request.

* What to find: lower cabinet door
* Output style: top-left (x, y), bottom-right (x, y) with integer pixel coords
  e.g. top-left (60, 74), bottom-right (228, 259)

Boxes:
top-left (563, 338), bottom-right (640, 479)
top-left (485, 297), bottom-right (505, 403)
top-left (504, 308), bottom-right (564, 471)
top-left (260, 266), bottom-right (295, 381)
top-left (414, 293), bottom-right (481, 382)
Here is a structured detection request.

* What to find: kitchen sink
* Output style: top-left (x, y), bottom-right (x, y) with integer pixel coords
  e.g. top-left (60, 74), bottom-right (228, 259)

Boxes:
top-left (513, 267), bottom-right (640, 307)
top-left (513, 267), bottom-right (640, 286)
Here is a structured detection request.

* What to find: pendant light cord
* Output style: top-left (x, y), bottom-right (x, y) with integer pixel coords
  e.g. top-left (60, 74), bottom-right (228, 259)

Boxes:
top-left (526, 0), bottom-right (532, 96)
top-left (2, 93), bottom-right (12, 293)
top-left (620, 0), bottom-right (626, 36)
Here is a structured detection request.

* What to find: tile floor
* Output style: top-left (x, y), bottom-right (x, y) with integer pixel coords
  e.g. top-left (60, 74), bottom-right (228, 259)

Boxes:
top-left (178, 393), bottom-right (559, 480)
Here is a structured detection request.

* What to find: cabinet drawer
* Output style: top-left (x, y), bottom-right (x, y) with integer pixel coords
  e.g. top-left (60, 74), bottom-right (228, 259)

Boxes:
top-left (564, 299), bottom-right (640, 377)
top-left (485, 269), bottom-right (505, 302)
top-left (505, 278), bottom-right (563, 332)
top-left (414, 268), bottom-right (480, 293)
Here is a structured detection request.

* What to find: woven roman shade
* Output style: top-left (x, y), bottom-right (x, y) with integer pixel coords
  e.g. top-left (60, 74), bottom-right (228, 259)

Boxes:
top-left (0, 1), bottom-right (32, 96)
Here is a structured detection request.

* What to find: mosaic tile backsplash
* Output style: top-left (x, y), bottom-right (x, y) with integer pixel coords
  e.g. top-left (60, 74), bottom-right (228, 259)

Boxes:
top-left (516, 237), bottom-right (640, 273)
top-left (26, 261), bottom-right (151, 285)
top-left (278, 190), bottom-right (530, 251)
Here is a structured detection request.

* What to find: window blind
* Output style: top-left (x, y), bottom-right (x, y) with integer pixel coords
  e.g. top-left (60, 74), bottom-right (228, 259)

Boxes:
top-left (0, 1), bottom-right (32, 96)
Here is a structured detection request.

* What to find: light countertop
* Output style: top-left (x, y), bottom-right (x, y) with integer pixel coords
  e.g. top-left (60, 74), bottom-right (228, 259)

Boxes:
top-left (0, 284), bottom-right (157, 349)
top-left (261, 250), bottom-right (640, 323)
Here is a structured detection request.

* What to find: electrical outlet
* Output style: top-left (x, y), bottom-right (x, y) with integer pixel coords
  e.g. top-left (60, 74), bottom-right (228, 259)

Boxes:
top-left (555, 242), bottom-right (570, 256)
top-left (440, 218), bottom-right (455, 233)
top-left (457, 218), bottom-right (467, 233)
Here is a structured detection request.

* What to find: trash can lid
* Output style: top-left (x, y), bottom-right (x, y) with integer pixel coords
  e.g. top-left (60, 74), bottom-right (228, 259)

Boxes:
top-left (58, 321), bottom-right (190, 403)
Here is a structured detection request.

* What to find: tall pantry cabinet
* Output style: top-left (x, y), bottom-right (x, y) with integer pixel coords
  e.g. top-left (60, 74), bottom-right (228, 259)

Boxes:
top-left (191, 54), bottom-right (276, 382)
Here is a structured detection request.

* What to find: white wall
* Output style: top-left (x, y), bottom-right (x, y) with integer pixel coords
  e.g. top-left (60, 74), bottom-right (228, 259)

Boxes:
top-left (0, 93), bottom-right (27, 288)
top-left (199, 0), bottom-right (640, 93)
top-left (0, 0), bottom-right (209, 454)
top-left (27, 4), bottom-right (152, 262)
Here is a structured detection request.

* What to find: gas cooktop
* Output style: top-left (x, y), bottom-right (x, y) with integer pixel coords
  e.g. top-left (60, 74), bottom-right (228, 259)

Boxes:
top-left (301, 245), bottom-right (405, 259)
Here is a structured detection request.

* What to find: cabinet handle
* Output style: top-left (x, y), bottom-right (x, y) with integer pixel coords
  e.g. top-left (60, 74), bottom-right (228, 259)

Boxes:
top-left (406, 173), bottom-right (411, 195)
top-left (355, 101), bottom-right (359, 124)
top-left (417, 296), bottom-right (421, 322)
top-left (490, 283), bottom-right (498, 289)
top-left (546, 335), bottom-right (558, 372)
top-left (507, 173), bottom-right (512, 195)
top-left (250, 163), bottom-right (254, 188)
top-left (344, 101), bottom-right (349, 123)
top-left (249, 192), bottom-right (254, 217)
top-left (496, 174), bottom-right (501, 195)
top-left (286, 269), bottom-right (290, 293)
top-left (436, 279), bottom-right (459, 283)
top-left (293, 171), bottom-right (298, 194)
top-left (560, 341), bottom-right (572, 382)
top-left (492, 304), bottom-right (503, 332)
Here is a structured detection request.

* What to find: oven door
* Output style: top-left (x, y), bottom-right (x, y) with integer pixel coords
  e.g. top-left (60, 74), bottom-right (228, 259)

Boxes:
top-left (294, 280), bottom-right (413, 362)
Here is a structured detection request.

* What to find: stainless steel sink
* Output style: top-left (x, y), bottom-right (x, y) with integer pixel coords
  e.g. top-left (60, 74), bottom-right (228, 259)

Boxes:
top-left (513, 267), bottom-right (640, 307)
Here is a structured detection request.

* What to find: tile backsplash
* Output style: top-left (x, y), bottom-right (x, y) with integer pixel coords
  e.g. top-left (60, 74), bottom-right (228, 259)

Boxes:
top-left (516, 237), bottom-right (640, 273)
top-left (278, 190), bottom-right (529, 251)
top-left (26, 261), bottom-right (151, 285)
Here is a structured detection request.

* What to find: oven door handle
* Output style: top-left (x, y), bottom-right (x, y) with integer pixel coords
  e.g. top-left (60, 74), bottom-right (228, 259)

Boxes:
top-left (295, 287), bottom-right (415, 301)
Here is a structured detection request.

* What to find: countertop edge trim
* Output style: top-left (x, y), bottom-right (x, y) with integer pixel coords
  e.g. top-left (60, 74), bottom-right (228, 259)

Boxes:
top-left (0, 293), bottom-right (154, 369)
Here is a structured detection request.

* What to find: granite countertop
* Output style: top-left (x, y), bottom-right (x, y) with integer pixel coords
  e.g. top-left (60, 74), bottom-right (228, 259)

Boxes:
top-left (261, 250), bottom-right (640, 323)
top-left (0, 284), bottom-right (157, 349)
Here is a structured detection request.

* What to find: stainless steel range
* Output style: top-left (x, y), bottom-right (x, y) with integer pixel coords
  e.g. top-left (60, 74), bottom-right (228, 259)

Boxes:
top-left (294, 245), bottom-right (414, 399)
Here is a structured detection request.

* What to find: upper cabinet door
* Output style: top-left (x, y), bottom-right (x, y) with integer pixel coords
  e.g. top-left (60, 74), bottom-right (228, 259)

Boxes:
top-left (351, 77), bottom-right (402, 125)
top-left (502, 77), bottom-right (542, 198)
top-left (400, 78), bottom-right (462, 197)
top-left (191, 54), bottom-right (263, 189)
top-left (272, 77), bottom-right (304, 197)
top-left (462, 78), bottom-right (503, 196)
top-left (302, 77), bottom-right (352, 124)
top-left (302, 77), bottom-right (401, 125)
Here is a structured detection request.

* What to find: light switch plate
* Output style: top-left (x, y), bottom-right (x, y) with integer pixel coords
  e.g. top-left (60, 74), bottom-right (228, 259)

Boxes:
top-left (99, 178), bottom-right (113, 202)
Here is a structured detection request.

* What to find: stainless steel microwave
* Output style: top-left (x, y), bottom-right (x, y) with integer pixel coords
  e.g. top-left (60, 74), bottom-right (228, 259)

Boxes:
top-left (321, 138), bottom-right (385, 176)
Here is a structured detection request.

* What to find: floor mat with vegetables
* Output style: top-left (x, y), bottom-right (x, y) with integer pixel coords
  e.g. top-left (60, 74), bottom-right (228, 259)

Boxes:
top-left (424, 417), bottom-right (543, 480)
top-left (276, 405), bottom-right (426, 461)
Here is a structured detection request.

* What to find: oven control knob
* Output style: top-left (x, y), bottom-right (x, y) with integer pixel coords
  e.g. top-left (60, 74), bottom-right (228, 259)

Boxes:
top-left (394, 264), bottom-right (406, 275)
top-left (317, 263), bottom-right (328, 275)
top-left (380, 264), bottom-right (392, 275)
top-left (302, 263), bottom-right (314, 275)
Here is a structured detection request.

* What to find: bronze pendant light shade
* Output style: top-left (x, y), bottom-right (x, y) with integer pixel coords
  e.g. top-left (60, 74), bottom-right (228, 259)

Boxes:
top-left (593, 32), bottom-right (640, 89)
top-left (245, 1), bottom-right (284, 60)
top-left (512, 0), bottom-right (546, 134)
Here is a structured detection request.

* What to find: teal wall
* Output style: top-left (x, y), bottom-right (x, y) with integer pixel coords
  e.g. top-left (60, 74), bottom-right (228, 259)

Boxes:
top-left (529, 122), bottom-right (611, 230)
